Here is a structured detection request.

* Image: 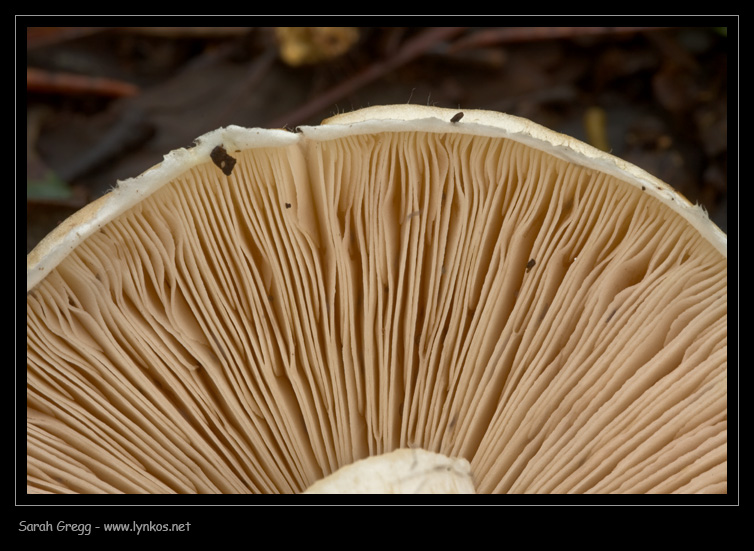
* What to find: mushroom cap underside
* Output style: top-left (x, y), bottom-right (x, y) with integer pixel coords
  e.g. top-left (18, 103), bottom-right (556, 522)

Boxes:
top-left (26, 105), bottom-right (727, 494)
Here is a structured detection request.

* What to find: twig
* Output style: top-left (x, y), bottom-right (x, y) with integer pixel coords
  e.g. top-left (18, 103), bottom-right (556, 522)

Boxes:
top-left (447, 27), bottom-right (672, 52)
top-left (266, 27), bottom-right (468, 129)
top-left (27, 67), bottom-right (140, 98)
top-left (26, 27), bottom-right (108, 49)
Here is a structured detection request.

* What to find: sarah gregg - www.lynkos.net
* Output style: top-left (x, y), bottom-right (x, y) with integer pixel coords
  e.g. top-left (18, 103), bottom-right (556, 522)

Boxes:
top-left (19, 520), bottom-right (191, 536)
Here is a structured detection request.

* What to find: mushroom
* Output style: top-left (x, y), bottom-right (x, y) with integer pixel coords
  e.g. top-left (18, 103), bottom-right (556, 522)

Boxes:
top-left (26, 105), bottom-right (727, 494)
top-left (303, 448), bottom-right (475, 494)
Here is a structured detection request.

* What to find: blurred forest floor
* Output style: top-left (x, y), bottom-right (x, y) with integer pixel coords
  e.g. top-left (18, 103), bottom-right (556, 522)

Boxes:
top-left (25, 26), bottom-right (730, 253)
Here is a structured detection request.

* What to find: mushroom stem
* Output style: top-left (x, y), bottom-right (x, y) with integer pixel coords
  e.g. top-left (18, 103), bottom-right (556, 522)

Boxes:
top-left (303, 448), bottom-right (475, 494)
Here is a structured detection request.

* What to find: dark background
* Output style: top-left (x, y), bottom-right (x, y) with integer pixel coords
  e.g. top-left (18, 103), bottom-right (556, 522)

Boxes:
top-left (25, 25), bottom-right (730, 254)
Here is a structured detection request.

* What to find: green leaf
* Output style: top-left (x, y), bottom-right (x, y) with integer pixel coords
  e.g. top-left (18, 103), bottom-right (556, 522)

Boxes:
top-left (27, 171), bottom-right (73, 201)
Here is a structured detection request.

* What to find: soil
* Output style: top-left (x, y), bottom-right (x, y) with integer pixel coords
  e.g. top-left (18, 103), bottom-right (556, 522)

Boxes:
top-left (25, 26), bottom-right (730, 253)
